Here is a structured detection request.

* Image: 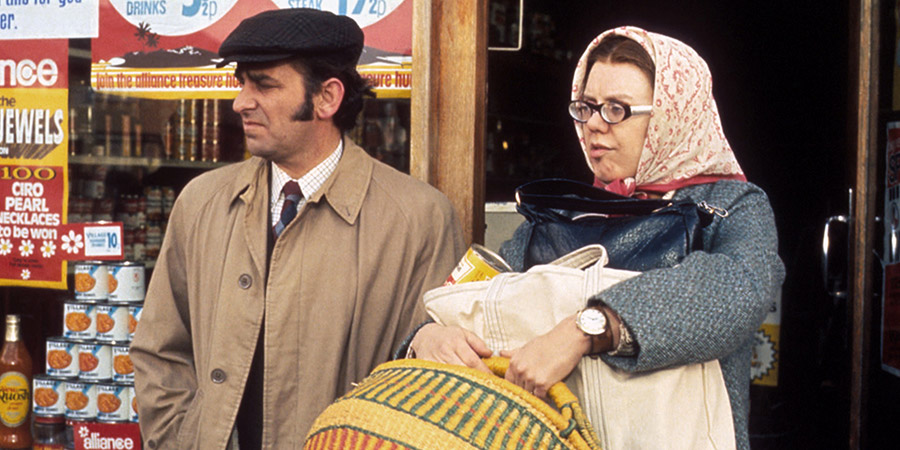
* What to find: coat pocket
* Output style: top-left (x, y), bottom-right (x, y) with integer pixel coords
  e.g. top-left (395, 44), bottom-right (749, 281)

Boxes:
top-left (174, 389), bottom-right (204, 449)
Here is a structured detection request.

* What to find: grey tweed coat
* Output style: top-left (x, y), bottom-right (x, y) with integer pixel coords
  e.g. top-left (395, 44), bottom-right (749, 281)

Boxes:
top-left (500, 180), bottom-right (785, 450)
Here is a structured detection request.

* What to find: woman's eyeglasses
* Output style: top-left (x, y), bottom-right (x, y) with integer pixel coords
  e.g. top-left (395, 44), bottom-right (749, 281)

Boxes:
top-left (568, 100), bottom-right (652, 124)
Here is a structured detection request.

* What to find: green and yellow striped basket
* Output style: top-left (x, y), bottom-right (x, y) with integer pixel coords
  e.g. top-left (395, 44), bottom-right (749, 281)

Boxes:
top-left (304, 357), bottom-right (601, 450)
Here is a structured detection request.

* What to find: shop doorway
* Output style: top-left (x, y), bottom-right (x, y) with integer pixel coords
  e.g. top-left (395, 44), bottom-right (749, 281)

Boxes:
top-left (485, 1), bottom-right (862, 447)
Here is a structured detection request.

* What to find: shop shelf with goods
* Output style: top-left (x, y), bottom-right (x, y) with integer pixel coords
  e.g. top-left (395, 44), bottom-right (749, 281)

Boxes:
top-left (67, 92), bottom-right (246, 268)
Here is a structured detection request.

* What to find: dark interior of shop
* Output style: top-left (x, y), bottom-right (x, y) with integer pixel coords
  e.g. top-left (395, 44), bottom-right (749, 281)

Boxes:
top-left (7, 0), bottom-right (900, 447)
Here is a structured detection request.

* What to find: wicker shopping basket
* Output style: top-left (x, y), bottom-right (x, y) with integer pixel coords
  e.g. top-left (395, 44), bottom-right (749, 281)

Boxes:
top-left (304, 357), bottom-right (601, 450)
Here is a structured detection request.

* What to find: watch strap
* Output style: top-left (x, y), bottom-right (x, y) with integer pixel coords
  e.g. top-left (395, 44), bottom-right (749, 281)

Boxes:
top-left (586, 297), bottom-right (638, 357)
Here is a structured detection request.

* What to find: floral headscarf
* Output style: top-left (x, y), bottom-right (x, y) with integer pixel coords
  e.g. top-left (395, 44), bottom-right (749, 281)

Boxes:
top-left (572, 26), bottom-right (746, 197)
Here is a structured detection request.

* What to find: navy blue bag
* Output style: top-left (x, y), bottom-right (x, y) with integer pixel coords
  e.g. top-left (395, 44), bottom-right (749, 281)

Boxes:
top-left (512, 179), bottom-right (717, 271)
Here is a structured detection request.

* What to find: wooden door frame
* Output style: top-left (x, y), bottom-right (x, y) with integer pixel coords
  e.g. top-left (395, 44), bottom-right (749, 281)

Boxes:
top-left (851, 0), bottom-right (879, 448)
top-left (410, 0), bottom-right (488, 246)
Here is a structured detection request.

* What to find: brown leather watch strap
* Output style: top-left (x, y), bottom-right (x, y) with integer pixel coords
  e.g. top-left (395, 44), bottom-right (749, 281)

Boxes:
top-left (586, 307), bottom-right (614, 355)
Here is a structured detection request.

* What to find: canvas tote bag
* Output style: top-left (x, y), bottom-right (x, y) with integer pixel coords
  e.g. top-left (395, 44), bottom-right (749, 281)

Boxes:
top-left (424, 245), bottom-right (736, 450)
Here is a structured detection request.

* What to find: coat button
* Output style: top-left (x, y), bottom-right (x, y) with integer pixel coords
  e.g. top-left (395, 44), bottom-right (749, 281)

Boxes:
top-left (238, 274), bottom-right (252, 289)
top-left (147, 440), bottom-right (156, 449)
top-left (211, 368), bottom-right (227, 383)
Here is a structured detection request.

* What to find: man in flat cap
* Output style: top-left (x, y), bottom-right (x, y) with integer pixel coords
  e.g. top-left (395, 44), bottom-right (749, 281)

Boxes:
top-left (131, 8), bottom-right (464, 449)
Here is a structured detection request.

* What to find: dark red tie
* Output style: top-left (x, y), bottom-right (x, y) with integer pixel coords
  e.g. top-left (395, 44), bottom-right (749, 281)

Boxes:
top-left (272, 181), bottom-right (302, 239)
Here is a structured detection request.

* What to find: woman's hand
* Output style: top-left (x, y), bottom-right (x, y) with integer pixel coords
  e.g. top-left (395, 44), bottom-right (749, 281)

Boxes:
top-left (500, 315), bottom-right (592, 398)
top-left (410, 323), bottom-right (493, 373)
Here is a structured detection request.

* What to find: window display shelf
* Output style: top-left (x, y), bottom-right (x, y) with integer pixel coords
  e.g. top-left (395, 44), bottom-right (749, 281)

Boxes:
top-left (69, 154), bottom-right (232, 170)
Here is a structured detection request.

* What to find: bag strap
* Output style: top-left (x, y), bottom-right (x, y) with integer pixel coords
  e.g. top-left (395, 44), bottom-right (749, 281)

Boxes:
top-left (516, 178), bottom-right (673, 215)
top-left (484, 357), bottom-right (602, 450)
top-left (548, 244), bottom-right (608, 269)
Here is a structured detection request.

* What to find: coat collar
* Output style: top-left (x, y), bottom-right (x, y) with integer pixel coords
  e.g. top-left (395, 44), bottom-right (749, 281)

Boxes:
top-left (229, 137), bottom-right (373, 226)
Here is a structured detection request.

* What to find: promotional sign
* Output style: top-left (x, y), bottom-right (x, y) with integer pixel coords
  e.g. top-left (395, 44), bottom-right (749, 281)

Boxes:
top-left (883, 262), bottom-right (900, 377)
top-left (73, 421), bottom-right (141, 450)
top-left (91, 0), bottom-right (412, 99)
top-left (886, 121), bottom-right (900, 264)
top-left (0, 0), bottom-right (98, 40)
top-left (751, 291), bottom-right (781, 387)
top-left (0, 40), bottom-right (122, 289)
top-left (884, 121), bottom-right (900, 376)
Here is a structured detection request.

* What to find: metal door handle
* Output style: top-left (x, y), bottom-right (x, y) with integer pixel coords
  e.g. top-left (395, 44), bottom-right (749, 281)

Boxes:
top-left (822, 214), bottom-right (849, 298)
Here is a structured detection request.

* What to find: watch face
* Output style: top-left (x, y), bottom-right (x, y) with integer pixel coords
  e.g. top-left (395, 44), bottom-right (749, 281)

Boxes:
top-left (577, 308), bottom-right (607, 335)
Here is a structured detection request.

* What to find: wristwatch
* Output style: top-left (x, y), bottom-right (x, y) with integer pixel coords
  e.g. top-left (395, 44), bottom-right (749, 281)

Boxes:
top-left (575, 307), bottom-right (613, 355)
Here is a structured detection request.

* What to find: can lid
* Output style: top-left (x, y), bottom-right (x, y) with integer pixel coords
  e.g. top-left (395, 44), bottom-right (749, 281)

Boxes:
top-left (65, 299), bottom-right (102, 305)
top-left (106, 300), bottom-right (137, 307)
top-left (34, 373), bottom-right (77, 382)
top-left (75, 260), bottom-right (108, 265)
top-left (108, 261), bottom-right (145, 267)
top-left (97, 419), bottom-right (130, 424)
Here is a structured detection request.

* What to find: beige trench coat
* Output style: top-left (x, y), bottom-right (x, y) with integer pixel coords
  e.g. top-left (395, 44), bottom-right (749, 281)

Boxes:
top-left (131, 140), bottom-right (464, 449)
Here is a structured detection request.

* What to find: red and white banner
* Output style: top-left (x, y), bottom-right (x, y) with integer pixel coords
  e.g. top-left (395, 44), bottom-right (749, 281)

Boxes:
top-left (0, 40), bottom-right (122, 289)
top-left (91, 0), bottom-right (412, 99)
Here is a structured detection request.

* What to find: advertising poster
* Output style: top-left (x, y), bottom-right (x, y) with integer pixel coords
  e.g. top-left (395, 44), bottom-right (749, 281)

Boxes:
top-left (91, 0), bottom-right (412, 99)
top-left (0, 39), bottom-right (70, 288)
top-left (0, 40), bottom-right (122, 289)
top-left (886, 121), bottom-right (900, 264)
top-left (885, 121), bottom-right (900, 376)
top-left (883, 262), bottom-right (900, 377)
top-left (0, 0), bottom-right (98, 40)
top-left (751, 291), bottom-right (781, 387)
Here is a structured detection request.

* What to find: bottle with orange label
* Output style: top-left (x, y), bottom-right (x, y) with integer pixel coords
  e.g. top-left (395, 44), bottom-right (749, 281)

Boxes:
top-left (0, 315), bottom-right (32, 449)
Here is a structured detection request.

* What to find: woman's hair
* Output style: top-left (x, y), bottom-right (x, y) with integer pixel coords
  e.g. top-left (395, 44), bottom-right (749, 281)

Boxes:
top-left (290, 57), bottom-right (373, 132)
top-left (584, 36), bottom-right (655, 90)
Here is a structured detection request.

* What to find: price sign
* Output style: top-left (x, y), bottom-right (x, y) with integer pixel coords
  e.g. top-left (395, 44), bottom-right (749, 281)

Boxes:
top-left (273, 0), bottom-right (404, 28)
top-left (107, 0), bottom-right (239, 36)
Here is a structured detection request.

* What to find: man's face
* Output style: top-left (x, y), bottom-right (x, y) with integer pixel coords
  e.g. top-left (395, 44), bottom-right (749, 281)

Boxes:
top-left (233, 61), bottom-right (315, 163)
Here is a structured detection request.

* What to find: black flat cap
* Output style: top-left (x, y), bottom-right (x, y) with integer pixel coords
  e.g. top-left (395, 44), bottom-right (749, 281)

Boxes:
top-left (218, 8), bottom-right (364, 68)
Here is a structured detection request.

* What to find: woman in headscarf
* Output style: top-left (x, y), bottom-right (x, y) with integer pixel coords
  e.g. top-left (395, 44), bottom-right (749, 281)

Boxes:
top-left (409, 26), bottom-right (784, 450)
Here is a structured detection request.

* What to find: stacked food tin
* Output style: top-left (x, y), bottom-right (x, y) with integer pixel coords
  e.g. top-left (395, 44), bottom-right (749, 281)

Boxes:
top-left (34, 261), bottom-right (145, 432)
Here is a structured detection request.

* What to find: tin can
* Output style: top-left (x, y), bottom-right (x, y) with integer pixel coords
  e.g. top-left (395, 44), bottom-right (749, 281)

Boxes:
top-left (82, 180), bottom-right (105, 200)
top-left (74, 262), bottom-right (108, 301)
top-left (65, 380), bottom-right (97, 421)
top-left (128, 303), bottom-right (142, 341)
top-left (127, 383), bottom-right (138, 422)
top-left (103, 114), bottom-right (112, 156)
top-left (95, 302), bottom-right (130, 343)
top-left (162, 187), bottom-right (176, 217)
top-left (121, 115), bottom-right (132, 157)
top-left (201, 99), bottom-right (222, 162)
top-left (444, 244), bottom-right (512, 285)
top-left (107, 262), bottom-right (145, 302)
top-left (63, 301), bottom-right (97, 340)
top-left (93, 198), bottom-right (115, 222)
top-left (144, 186), bottom-right (162, 221)
top-left (46, 336), bottom-right (79, 378)
top-left (134, 122), bottom-right (143, 157)
top-left (96, 382), bottom-right (131, 422)
top-left (78, 342), bottom-right (112, 381)
top-left (111, 344), bottom-right (133, 383)
top-left (34, 374), bottom-right (68, 417)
